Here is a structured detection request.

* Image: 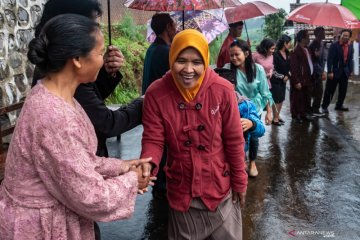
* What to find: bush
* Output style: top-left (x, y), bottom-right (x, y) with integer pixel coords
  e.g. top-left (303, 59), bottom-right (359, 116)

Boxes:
top-left (101, 13), bottom-right (149, 104)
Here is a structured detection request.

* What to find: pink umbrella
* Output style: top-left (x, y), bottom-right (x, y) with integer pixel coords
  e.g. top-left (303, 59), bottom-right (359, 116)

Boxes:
top-left (225, 1), bottom-right (278, 24)
top-left (225, 1), bottom-right (278, 42)
top-left (288, 2), bottom-right (360, 29)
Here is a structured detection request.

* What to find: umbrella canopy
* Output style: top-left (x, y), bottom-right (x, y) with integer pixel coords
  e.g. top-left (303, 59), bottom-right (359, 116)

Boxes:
top-left (288, 2), bottom-right (360, 29)
top-left (147, 10), bottom-right (228, 43)
top-left (124, 0), bottom-right (241, 11)
top-left (225, 1), bottom-right (278, 24)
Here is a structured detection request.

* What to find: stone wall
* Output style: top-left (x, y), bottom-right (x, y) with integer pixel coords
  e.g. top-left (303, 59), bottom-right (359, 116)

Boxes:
top-left (0, 0), bottom-right (44, 108)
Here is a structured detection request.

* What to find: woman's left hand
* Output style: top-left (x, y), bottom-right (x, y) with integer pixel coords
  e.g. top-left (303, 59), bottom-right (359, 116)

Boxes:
top-left (104, 45), bottom-right (124, 74)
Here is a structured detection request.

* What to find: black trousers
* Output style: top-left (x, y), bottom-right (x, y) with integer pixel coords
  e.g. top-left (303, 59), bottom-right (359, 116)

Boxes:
top-left (322, 72), bottom-right (349, 109)
top-left (311, 78), bottom-right (324, 112)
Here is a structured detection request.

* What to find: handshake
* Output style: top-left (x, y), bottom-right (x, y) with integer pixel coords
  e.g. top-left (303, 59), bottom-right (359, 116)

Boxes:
top-left (124, 157), bottom-right (156, 194)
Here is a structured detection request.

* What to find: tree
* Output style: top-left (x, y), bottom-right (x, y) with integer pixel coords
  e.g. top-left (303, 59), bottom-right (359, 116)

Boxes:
top-left (263, 8), bottom-right (287, 41)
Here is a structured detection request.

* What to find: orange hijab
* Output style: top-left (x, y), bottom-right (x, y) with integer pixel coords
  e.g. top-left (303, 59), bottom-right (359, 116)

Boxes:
top-left (169, 29), bottom-right (209, 102)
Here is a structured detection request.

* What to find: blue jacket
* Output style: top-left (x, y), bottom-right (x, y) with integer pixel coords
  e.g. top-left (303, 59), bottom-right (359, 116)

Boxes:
top-left (238, 99), bottom-right (265, 152)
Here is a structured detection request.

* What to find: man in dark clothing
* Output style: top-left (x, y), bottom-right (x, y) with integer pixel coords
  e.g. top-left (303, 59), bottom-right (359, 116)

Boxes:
top-left (290, 30), bottom-right (313, 123)
top-left (309, 27), bottom-right (326, 117)
top-left (142, 13), bottom-right (176, 199)
top-left (142, 13), bottom-right (176, 94)
top-left (322, 29), bottom-right (354, 112)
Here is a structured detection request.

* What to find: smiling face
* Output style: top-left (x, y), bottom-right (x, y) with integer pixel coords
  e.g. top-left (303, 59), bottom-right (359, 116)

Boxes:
top-left (172, 47), bottom-right (205, 89)
top-left (230, 45), bottom-right (247, 67)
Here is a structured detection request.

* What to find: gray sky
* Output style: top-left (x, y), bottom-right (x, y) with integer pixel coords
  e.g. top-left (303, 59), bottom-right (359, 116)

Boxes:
top-left (240, 0), bottom-right (342, 13)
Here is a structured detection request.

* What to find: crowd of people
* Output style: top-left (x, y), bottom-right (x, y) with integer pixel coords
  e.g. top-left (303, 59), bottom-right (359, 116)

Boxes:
top-left (0, 0), bottom-right (355, 239)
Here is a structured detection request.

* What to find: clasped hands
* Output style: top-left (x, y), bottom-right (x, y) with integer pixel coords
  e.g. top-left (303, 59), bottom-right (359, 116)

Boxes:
top-left (124, 158), bottom-right (155, 194)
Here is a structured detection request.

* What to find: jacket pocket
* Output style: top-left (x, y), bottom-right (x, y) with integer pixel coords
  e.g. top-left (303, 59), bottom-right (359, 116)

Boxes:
top-left (164, 160), bottom-right (183, 186)
top-left (211, 158), bottom-right (231, 194)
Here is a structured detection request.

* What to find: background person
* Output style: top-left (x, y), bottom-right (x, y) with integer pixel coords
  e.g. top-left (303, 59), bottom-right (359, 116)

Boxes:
top-left (142, 13), bottom-right (177, 199)
top-left (32, 0), bottom-right (143, 157)
top-left (141, 29), bottom-right (247, 239)
top-left (252, 38), bottom-right (276, 88)
top-left (309, 27), bottom-right (327, 117)
top-left (270, 34), bottom-right (292, 125)
top-left (228, 39), bottom-right (273, 177)
top-left (217, 21), bottom-right (244, 68)
top-left (142, 13), bottom-right (176, 94)
top-left (0, 14), bottom-right (153, 240)
top-left (290, 30), bottom-right (313, 123)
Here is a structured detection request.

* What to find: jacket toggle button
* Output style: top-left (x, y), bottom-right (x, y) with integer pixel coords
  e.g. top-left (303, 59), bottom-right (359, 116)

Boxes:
top-left (223, 171), bottom-right (230, 177)
top-left (178, 103), bottom-right (186, 110)
top-left (195, 103), bottom-right (202, 110)
top-left (184, 140), bottom-right (192, 146)
top-left (197, 124), bottom-right (205, 131)
top-left (197, 145), bottom-right (205, 151)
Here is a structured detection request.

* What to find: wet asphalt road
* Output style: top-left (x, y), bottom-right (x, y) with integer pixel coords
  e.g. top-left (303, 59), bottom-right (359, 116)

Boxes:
top-left (99, 81), bottom-right (360, 240)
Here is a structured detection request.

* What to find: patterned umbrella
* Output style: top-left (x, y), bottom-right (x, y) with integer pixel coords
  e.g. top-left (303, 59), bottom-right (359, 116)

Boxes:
top-left (146, 10), bottom-right (228, 43)
top-left (124, 0), bottom-right (241, 11)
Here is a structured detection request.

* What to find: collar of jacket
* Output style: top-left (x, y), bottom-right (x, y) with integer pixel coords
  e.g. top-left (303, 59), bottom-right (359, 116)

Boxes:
top-left (162, 68), bottom-right (219, 104)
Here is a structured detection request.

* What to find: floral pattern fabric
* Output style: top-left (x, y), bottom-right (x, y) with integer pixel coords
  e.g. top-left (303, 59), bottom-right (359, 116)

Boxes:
top-left (0, 83), bottom-right (138, 240)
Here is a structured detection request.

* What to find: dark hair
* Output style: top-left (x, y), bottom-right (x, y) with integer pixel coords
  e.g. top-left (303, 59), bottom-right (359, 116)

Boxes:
top-left (35, 0), bottom-right (102, 37)
top-left (340, 29), bottom-right (352, 37)
top-left (295, 30), bottom-right (308, 43)
top-left (28, 14), bottom-right (100, 75)
top-left (256, 38), bottom-right (275, 57)
top-left (230, 39), bottom-right (256, 83)
top-left (276, 34), bottom-right (292, 51)
top-left (151, 13), bottom-right (174, 35)
top-left (313, 27), bottom-right (325, 37)
top-left (229, 21), bottom-right (244, 29)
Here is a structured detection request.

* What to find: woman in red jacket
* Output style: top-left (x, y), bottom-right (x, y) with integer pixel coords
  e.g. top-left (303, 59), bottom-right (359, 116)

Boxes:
top-left (141, 29), bottom-right (248, 239)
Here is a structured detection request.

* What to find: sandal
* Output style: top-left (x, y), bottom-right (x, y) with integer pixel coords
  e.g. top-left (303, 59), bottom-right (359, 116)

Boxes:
top-left (272, 120), bottom-right (282, 126)
top-left (278, 118), bottom-right (285, 124)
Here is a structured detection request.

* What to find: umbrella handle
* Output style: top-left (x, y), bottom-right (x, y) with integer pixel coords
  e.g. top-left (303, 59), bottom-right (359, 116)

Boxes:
top-left (182, 10), bottom-right (185, 30)
top-left (107, 0), bottom-right (112, 46)
top-left (244, 21), bottom-right (250, 43)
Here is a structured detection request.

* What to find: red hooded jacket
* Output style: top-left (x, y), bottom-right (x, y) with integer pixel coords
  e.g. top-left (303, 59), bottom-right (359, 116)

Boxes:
top-left (141, 68), bottom-right (247, 212)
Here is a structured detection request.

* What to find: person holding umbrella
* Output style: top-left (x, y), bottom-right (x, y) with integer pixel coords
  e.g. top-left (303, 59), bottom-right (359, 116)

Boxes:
top-left (142, 13), bottom-right (177, 94)
top-left (217, 21), bottom-right (244, 68)
top-left (32, 0), bottom-right (143, 158)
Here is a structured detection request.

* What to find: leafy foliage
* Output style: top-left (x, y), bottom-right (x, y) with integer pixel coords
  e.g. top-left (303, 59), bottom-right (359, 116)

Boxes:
top-left (101, 13), bottom-right (149, 104)
top-left (263, 9), bottom-right (287, 41)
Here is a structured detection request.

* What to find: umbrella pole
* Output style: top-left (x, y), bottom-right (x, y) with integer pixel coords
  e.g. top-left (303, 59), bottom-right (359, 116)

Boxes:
top-left (107, 0), bottom-right (112, 46)
top-left (244, 20), bottom-right (250, 43)
top-left (182, 10), bottom-right (185, 30)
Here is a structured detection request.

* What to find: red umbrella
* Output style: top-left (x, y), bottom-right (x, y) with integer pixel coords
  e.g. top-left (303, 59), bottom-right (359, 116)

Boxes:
top-left (224, 1), bottom-right (278, 24)
top-left (224, 1), bottom-right (278, 43)
top-left (124, 0), bottom-right (241, 11)
top-left (288, 2), bottom-right (360, 29)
